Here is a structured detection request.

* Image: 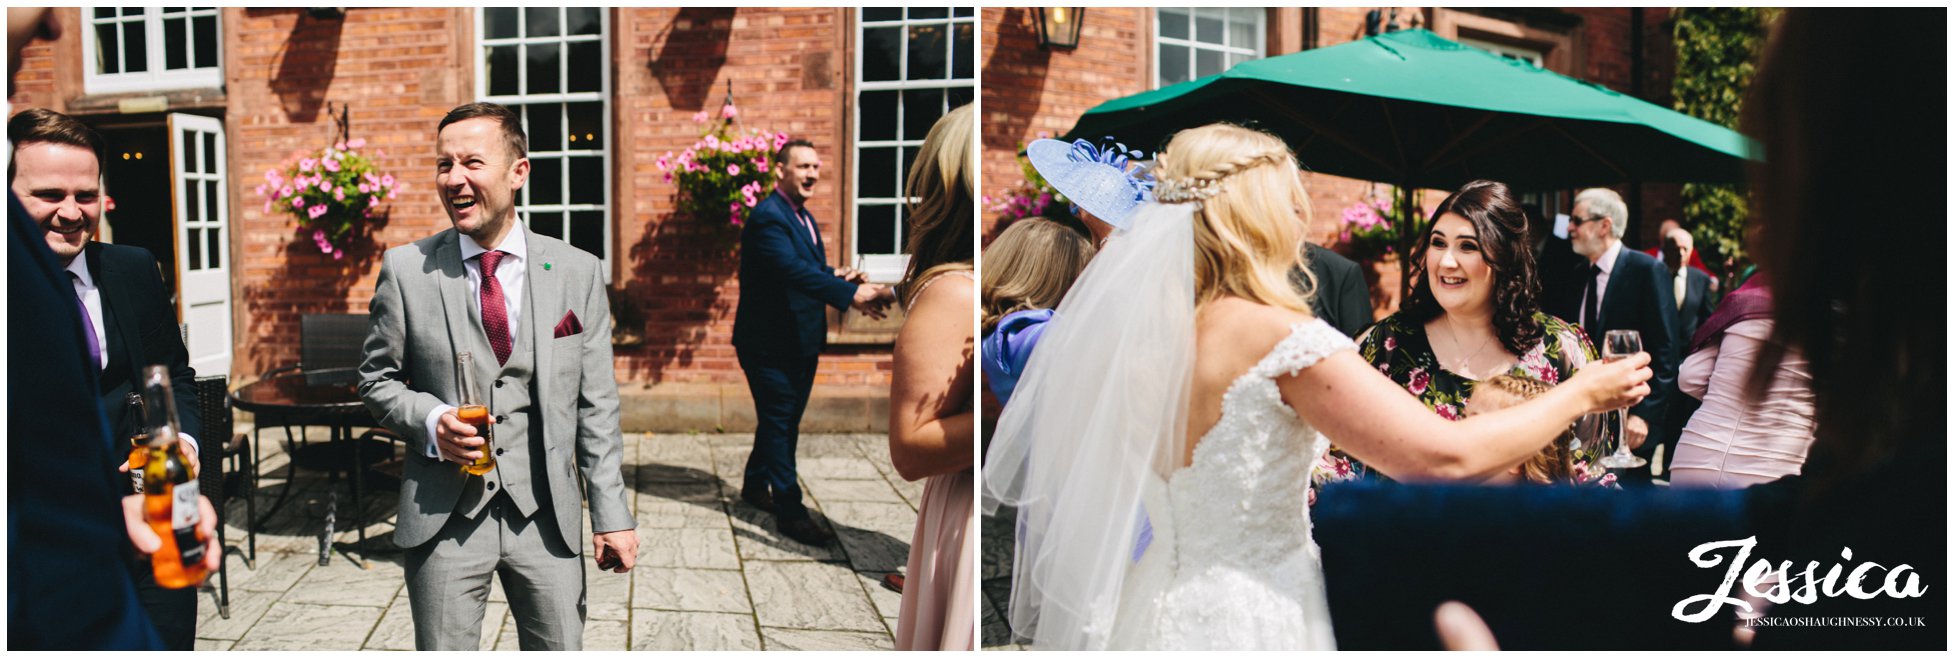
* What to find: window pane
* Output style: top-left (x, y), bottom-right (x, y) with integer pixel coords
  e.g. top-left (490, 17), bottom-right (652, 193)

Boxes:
top-left (123, 7), bottom-right (146, 17)
top-left (526, 104), bottom-right (562, 152)
top-left (487, 45), bottom-right (519, 96)
top-left (1196, 48), bottom-right (1224, 78)
top-left (569, 156), bottom-right (603, 205)
top-left (909, 7), bottom-right (947, 19)
top-left (185, 227), bottom-right (202, 271)
top-left (193, 15), bottom-right (217, 69)
top-left (1194, 8), bottom-right (1223, 44)
top-left (567, 40), bottom-right (600, 93)
top-left (1159, 43), bottom-right (1188, 85)
top-left (863, 8), bottom-right (901, 22)
top-left (567, 102), bottom-right (603, 150)
top-left (205, 180), bottom-right (219, 222)
top-left (857, 204), bottom-right (896, 254)
top-left (530, 211), bottom-right (565, 240)
top-left (1229, 8), bottom-right (1258, 51)
top-left (860, 90), bottom-right (898, 142)
top-left (183, 179), bottom-right (201, 232)
top-left (527, 157), bottom-right (562, 206)
top-left (96, 23), bottom-right (120, 74)
top-left (953, 6), bottom-right (972, 18)
top-left (902, 87), bottom-right (942, 141)
top-left (566, 7), bottom-right (600, 36)
top-left (900, 145), bottom-right (920, 200)
top-left (95, 7), bottom-right (115, 19)
top-left (180, 129), bottom-right (194, 172)
top-left (859, 147), bottom-right (897, 199)
top-left (525, 7), bottom-right (559, 38)
top-left (164, 17), bottom-right (188, 70)
top-left (125, 20), bottom-right (147, 72)
top-left (485, 7), bottom-right (519, 40)
top-left (948, 86), bottom-right (972, 110)
top-left (896, 205), bottom-right (910, 254)
top-left (906, 24), bottom-right (946, 81)
top-left (862, 27), bottom-right (901, 82)
top-left (206, 221), bottom-right (222, 270)
top-left (951, 22), bottom-right (973, 80)
top-left (526, 42), bottom-right (561, 94)
top-left (1158, 8), bottom-right (1188, 41)
top-left (569, 210), bottom-right (603, 256)
top-left (202, 133), bottom-right (217, 175)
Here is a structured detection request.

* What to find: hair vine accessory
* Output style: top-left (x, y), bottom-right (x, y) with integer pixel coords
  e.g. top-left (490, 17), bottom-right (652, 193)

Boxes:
top-left (1153, 176), bottom-right (1225, 204)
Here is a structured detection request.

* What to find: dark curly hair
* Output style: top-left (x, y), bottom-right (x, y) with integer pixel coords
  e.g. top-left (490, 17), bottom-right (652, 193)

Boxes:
top-left (1401, 179), bottom-right (1545, 356)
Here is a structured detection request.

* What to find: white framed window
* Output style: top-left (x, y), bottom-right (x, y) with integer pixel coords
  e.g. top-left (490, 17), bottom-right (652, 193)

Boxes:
top-left (854, 7), bottom-right (975, 283)
top-left (1458, 36), bottom-right (1545, 67)
top-left (82, 7), bottom-right (224, 95)
top-left (475, 7), bottom-right (612, 268)
top-left (1154, 7), bottom-right (1263, 88)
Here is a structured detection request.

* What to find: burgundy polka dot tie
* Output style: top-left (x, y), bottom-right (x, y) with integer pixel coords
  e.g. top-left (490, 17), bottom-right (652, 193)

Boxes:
top-left (477, 250), bottom-right (513, 366)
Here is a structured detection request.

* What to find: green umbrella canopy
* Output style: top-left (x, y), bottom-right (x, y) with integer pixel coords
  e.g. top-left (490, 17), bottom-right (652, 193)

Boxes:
top-left (1067, 29), bottom-right (1760, 190)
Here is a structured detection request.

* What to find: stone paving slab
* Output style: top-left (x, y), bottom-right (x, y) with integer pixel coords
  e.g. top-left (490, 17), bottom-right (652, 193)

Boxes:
top-left (192, 432), bottom-right (922, 651)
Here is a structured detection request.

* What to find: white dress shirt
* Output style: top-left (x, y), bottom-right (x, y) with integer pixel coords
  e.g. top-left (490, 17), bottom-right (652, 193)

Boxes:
top-left (1582, 239), bottom-right (1623, 325)
top-left (1673, 266), bottom-right (1689, 311)
top-left (422, 226), bottom-right (528, 457)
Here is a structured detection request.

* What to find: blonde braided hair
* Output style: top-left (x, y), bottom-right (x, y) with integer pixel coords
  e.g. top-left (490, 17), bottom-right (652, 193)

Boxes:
top-left (1469, 374), bottom-right (1574, 484)
top-left (1154, 123), bottom-right (1315, 314)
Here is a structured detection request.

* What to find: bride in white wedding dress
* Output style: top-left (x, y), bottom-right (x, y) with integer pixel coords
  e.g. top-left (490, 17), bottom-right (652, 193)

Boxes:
top-left (981, 124), bottom-right (1651, 650)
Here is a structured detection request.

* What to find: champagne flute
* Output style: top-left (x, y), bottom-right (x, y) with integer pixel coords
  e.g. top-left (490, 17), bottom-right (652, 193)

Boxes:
top-left (1596, 330), bottom-right (1649, 469)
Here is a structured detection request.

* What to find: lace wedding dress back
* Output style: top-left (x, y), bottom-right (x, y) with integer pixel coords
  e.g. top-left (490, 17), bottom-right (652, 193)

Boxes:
top-left (1107, 318), bottom-right (1354, 650)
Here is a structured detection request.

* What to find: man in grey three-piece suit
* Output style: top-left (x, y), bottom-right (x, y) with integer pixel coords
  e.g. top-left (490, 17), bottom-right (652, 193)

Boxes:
top-left (359, 103), bottom-right (637, 650)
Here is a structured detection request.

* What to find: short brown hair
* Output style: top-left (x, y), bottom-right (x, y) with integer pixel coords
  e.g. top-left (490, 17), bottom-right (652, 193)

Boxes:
top-left (8, 108), bottom-right (106, 183)
top-left (437, 102), bottom-right (527, 159)
top-left (774, 138), bottom-right (814, 167)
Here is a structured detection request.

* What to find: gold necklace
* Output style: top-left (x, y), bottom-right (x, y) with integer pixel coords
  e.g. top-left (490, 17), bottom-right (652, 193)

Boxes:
top-left (1442, 315), bottom-right (1497, 378)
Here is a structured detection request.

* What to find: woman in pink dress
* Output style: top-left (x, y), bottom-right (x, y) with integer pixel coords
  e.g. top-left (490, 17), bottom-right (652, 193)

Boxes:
top-left (889, 105), bottom-right (976, 651)
top-left (1668, 277), bottom-right (1816, 488)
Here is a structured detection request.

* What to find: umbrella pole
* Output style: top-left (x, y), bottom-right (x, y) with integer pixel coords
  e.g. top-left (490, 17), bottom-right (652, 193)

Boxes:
top-left (1396, 183), bottom-right (1417, 302)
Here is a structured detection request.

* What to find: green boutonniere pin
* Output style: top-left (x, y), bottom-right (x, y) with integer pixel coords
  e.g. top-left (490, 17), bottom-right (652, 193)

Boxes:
top-left (543, 262), bottom-right (552, 271)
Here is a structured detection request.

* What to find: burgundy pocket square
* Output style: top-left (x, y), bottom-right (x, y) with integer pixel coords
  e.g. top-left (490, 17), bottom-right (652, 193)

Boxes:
top-left (554, 310), bottom-right (584, 338)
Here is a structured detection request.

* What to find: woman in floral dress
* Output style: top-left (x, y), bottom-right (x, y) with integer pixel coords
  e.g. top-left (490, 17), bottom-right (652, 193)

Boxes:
top-left (1313, 180), bottom-right (1609, 497)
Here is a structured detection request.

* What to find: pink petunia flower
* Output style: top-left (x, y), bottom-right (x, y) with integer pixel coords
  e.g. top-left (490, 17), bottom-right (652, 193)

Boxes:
top-left (264, 200), bottom-right (274, 213)
top-left (728, 202), bottom-right (741, 214)
top-left (335, 141), bottom-right (346, 151)
top-left (307, 204), bottom-right (328, 219)
top-left (255, 183), bottom-right (268, 197)
top-left (369, 196), bottom-right (380, 208)
top-left (755, 159), bottom-right (769, 173)
top-left (742, 192), bottom-right (758, 208)
top-left (300, 158), bottom-right (317, 172)
top-left (334, 188), bottom-right (346, 201)
top-left (656, 153), bottom-right (671, 171)
top-left (347, 138), bottom-right (366, 149)
top-left (363, 171), bottom-right (379, 185)
top-left (727, 164), bottom-right (740, 176)
top-left (721, 104), bottom-right (738, 119)
top-left (704, 135), bottom-right (720, 150)
top-left (773, 132), bottom-right (789, 150)
top-left (664, 172), bottom-right (673, 184)
top-left (333, 249), bottom-right (345, 261)
top-left (318, 180), bottom-right (333, 193)
top-left (265, 169), bottom-right (281, 183)
top-left (358, 183), bottom-right (372, 194)
top-left (323, 158), bottom-right (342, 173)
top-left (380, 174), bottom-right (395, 188)
top-left (293, 197), bottom-right (307, 208)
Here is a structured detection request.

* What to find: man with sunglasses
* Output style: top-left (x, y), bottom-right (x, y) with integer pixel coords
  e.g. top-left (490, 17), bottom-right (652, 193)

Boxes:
top-left (1542, 188), bottom-right (1678, 487)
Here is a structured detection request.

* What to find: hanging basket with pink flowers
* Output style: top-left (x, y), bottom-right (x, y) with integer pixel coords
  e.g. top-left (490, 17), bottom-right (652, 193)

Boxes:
top-left (256, 138), bottom-right (401, 260)
top-left (657, 101), bottom-right (786, 239)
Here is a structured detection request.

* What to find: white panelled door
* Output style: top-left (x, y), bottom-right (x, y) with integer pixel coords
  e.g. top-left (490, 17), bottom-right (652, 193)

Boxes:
top-left (168, 113), bottom-right (232, 376)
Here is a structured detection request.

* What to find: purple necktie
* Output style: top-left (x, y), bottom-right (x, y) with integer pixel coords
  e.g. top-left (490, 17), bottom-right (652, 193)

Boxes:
top-left (70, 273), bottom-right (101, 369)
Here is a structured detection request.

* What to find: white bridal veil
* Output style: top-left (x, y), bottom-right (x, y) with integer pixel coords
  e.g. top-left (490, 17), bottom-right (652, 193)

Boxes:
top-left (981, 201), bottom-right (1200, 650)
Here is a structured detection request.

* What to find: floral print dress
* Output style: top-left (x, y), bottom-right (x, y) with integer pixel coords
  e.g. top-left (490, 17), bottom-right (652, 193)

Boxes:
top-left (1310, 311), bottom-right (1612, 498)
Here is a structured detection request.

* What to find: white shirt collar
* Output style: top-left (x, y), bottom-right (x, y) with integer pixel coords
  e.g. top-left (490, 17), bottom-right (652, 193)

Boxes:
top-left (458, 221), bottom-right (528, 263)
top-left (1594, 239), bottom-right (1623, 275)
top-left (64, 251), bottom-right (95, 289)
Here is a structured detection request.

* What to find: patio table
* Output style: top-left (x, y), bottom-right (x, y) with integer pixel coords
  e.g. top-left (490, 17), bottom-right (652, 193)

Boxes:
top-left (229, 367), bottom-right (396, 568)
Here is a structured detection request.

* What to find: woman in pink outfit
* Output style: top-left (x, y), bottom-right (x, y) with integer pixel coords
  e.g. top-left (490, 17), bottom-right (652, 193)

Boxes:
top-left (1667, 277), bottom-right (1816, 488)
top-left (888, 105), bottom-right (976, 651)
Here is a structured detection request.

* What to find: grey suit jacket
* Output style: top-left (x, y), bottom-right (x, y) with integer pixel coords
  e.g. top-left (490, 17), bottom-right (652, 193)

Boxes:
top-left (359, 223), bottom-right (634, 550)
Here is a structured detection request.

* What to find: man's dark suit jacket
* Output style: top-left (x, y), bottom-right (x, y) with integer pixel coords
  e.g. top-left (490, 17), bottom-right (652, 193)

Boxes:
top-left (1299, 243), bottom-right (1373, 338)
top-left (1541, 243), bottom-right (1678, 441)
top-left (7, 195), bottom-right (161, 649)
top-left (1669, 266), bottom-right (1716, 350)
top-left (84, 242), bottom-right (201, 448)
top-left (732, 190), bottom-right (857, 358)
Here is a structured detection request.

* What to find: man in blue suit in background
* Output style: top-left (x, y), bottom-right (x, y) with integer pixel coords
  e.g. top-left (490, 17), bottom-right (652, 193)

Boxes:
top-left (732, 138), bottom-right (892, 546)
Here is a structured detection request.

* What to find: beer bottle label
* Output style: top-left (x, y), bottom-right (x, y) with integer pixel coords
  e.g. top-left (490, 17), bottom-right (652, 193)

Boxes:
top-left (175, 524), bottom-right (206, 567)
top-left (173, 480), bottom-right (201, 530)
top-left (130, 469), bottom-right (144, 494)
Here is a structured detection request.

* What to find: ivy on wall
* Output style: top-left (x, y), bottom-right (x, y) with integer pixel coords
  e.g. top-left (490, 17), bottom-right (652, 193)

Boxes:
top-left (1671, 7), bottom-right (1778, 288)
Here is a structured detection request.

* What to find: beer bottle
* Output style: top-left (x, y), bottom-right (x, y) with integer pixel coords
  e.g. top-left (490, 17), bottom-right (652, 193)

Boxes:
top-left (139, 365), bottom-right (209, 589)
top-left (125, 392), bottom-right (147, 494)
top-left (456, 352), bottom-right (495, 475)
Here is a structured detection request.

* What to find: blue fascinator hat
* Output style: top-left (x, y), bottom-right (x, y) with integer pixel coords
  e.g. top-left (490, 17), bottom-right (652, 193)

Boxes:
top-left (1025, 138), bottom-right (1155, 231)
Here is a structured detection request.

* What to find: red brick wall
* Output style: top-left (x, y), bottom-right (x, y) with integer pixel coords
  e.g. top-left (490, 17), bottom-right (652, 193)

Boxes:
top-left (611, 7), bottom-right (888, 388)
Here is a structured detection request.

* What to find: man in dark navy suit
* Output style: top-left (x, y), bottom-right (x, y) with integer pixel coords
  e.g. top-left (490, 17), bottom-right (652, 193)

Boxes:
top-left (1661, 227), bottom-right (1717, 349)
top-left (10, 108), bottom-right (205, 648)
top-left (732, 139), bottom-right (892, 546)
top-left (1542, 188), bottom-right (1677, 486)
